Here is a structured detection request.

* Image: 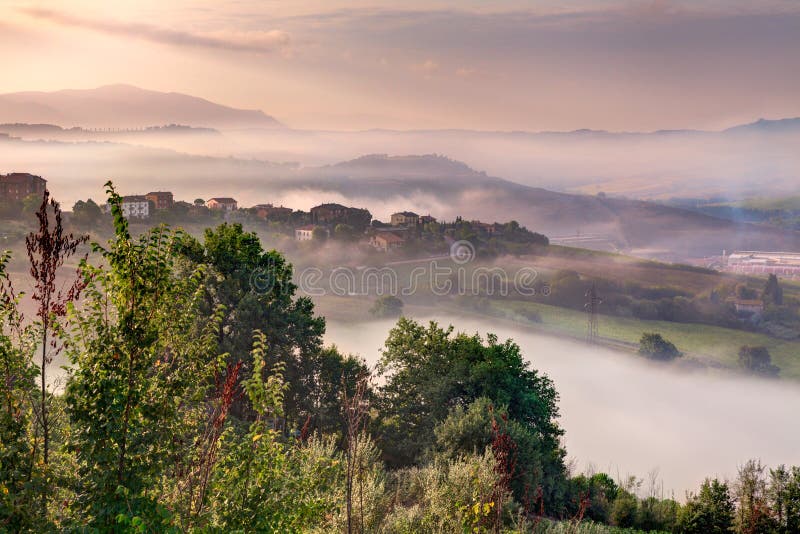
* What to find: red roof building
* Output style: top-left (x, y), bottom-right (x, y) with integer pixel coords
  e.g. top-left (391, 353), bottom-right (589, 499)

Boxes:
top-left (0, 173), bottom-right (46, 202)
top-left (145, 191), bottom-right (174, 210)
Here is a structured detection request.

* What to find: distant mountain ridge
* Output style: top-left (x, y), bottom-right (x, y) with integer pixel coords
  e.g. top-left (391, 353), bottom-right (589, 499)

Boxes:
top-left (1, 83), bottom-right (798, 135)
top-left (362, 117), bottom-right (800, 137)
top-left (0, 84), bottom-right (283, 129)
top-left (0, 123), bottom-right (220, 135)
top-left (723, 117), bottom-right (800, 134)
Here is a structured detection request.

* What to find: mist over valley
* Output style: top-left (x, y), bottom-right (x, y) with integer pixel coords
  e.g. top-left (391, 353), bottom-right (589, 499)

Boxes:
top-left (3, 4), bottom-right (800, 530)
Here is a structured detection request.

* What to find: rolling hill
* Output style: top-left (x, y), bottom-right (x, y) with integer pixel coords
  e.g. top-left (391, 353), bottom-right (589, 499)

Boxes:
top-left (299, 154), bottom-right (800, 257)
top-left (0, 85), bottom-right (283, 129)
top-left (1, 134), bottom-right (798, 258)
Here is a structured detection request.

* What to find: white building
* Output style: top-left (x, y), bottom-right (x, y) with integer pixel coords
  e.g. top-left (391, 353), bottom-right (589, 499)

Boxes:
top-left (207, 197), bottom-right (238, 211)
top-left (370, 231), bottom-right (405, 252)
top-left (733, 299), bottom-right (765, 315)
top-left (295, 224), bottom-right (316, 241)
top-left (121, 195), bottom-right (150, 219)
top-left (390, 211), bottom-right (419, 227)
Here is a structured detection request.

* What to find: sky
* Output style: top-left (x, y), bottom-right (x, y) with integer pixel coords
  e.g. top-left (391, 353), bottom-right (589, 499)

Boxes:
top-left (2, 0), bottom-right (800, 131)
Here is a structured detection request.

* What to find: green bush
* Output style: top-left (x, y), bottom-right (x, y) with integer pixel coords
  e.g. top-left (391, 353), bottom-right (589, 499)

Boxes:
top-left (738, 346), bottom-right (780, 377)
top-left (638, 333), bottom-right (682, 361)
top-left (370, 295), bottom-right (404, 318)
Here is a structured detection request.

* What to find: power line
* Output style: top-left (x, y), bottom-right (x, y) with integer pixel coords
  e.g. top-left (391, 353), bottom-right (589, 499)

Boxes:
top-left (585, 282), bottom-right (602, 343)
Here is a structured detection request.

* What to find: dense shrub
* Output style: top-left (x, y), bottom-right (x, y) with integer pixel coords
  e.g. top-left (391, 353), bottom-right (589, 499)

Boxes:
top-left (370, 295), bottom-right (404, 318)
top-left (638, 333), bottom-right (682, 361)
top-left (738, 346), bottom-right (780, 377)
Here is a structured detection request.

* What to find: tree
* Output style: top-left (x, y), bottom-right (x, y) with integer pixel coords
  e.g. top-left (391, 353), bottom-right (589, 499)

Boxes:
top-left (677, 478), bottom-right (735, 534)
top-left (736, 284), bottom-right (758, 300)
top-left (191, 223), bottom-right (325, 427)
top-left (25, 190), bottom-right (87, 518)
top-left (206, 332), bottom-right (341, 531)
top-left (375, 318), bottom-right (566, 509)
top-left (567, 472), bottom-right (619, 523)
top-left (734, 459), bottom-right (778, 533)
top-left (71, 198), bottom-right (103, 229)
top-left (0, 252), bottom-right (39, 530)
top-left (307, 347), bottom-right (370, 437)
top-left (194, 198), bottom-right (205, 206)
top-left (738, 346), bottom-right (779, 377)
top-left (638, 332), bottom-right (682, 361)
top-left (21, 193), bottom-right (41, 217)
top-left (610, 489), bottom-right (638, 528)
top-left (64, 182), bottom-right (222, 529)
top-left (312, 226), bottom-right (328, 242)
top-left (768, 465), bottom-right (800, 533)
top-left (333, 223), bottom-right (358, 241)
top-left (549, 270), bottom-right (585, 308)
top-left (369, 295), bottom-right (404, 318)
top-left (763, 274), bottom-right (784, 306)
top-left (342, 370), bottom-right (370, 534)
top-left (433, 397), bottom-right (561, 508)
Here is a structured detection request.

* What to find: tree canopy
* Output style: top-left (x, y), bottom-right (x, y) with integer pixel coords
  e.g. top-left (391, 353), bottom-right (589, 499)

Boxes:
top-left (375, 317), bottom-right (566, 508)
top-left (638, 332), bottom-right (682, 361)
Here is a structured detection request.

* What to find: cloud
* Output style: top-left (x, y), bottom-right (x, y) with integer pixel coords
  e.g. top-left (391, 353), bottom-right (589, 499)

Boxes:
top-left (455, 67), bottom-right (476, 77)
top-left (19, 7), bottom-right (291, 54)
top-left (410, 58), bottom-right (439, 75)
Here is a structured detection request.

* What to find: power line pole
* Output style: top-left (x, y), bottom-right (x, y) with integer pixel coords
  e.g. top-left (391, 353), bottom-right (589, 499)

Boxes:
top-left (585, 282), bottom-right (602, 343)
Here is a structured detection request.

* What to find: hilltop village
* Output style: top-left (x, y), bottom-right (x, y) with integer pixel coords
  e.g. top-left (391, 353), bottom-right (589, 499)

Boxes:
top-left (3, 172), bottom-right (800, 376)
top-left (0, 172), bottom-right (549, 257)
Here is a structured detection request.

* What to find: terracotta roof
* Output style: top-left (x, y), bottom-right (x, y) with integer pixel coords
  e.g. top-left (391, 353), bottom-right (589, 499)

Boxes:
top-left (311, 203), bottom-right (346, 210)
top-left (1, 173), bottom-right (45, 184)
top-left (376, 232), bottom-right (405, 243)
top-left (208, 197), bottom-right (236, 203)
top-left (735, 299), bottom-right (764, 306)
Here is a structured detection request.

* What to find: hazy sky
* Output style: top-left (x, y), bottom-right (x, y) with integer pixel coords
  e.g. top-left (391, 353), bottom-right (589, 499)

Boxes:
top-left (2, 0), bottom-right (800, 130)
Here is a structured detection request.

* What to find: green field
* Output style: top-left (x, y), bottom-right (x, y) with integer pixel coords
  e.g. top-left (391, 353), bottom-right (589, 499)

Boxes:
top-left (478, 298), bottom-right (800, 379)
top-left (718, 196), bottom-right (800, 211)
top-left (7, 212), bottom-right (800, 381)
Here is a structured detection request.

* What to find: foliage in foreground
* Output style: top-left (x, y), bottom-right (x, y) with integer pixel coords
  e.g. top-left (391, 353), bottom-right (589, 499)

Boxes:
top-left (2, 187), bottom-right (800, 533)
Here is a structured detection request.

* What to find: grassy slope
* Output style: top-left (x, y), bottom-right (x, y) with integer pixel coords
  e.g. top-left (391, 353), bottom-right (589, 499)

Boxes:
top-left (712, 196), bottom-right (800, 211)
top-left (486, 298), bottom-right (800, 379)
top-left (537, 245), bottom-right (799, 295)
top-left (7, 214), bottom-right (798, 380)
top-left (313, 291), bottom-right (800, 381)
top-left (313, 245), bottom-right (800, 379)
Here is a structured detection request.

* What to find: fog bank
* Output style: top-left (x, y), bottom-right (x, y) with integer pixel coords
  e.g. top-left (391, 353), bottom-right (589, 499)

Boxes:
top-left (325, 314), bottom-right (800, 498)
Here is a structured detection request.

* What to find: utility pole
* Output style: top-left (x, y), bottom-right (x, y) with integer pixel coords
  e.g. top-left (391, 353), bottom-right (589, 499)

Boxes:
top-left (585, 282), bottom-right (602, 343)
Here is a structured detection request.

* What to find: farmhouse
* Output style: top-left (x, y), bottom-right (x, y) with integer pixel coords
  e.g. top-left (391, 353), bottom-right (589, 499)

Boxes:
top-left (471, 220), bottom-right (498, 235)
top-left (295, 224), bottom-right (328, 241)
top-left (255, 204), bottom-right (293, 219)
top-left (310, 203), bottom-right (372, 228)
top-left (733, 299), bottom-right (765, 316)
top-left (310, 203), bottom-right (348, 224)
top-left (0, 173), bottom-right (46, 202)
top-left (145, 191), bottom-right (174, 210)
top-left (390, 211), bottom-right (419, 227)
top-left (120, 195), bottom-right (151, 219)
top-left (370, 232), bottom-right (405, 252)
top-left (207, 197), bottom-right (238, 211)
